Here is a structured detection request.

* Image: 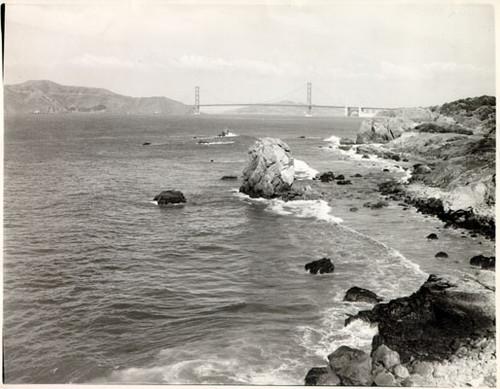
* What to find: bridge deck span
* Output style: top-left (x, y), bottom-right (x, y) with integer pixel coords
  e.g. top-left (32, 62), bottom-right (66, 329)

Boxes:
top-left (196, 103), bottom-right (396, 110)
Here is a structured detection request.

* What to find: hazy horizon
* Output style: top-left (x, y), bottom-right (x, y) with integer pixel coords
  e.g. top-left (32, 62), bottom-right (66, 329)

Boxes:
top-left (5, 0), bottom-right (496, 108)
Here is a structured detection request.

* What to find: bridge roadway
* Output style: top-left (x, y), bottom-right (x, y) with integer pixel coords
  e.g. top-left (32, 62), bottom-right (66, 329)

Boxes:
top-left (196, 103), bottom-right (395, 110)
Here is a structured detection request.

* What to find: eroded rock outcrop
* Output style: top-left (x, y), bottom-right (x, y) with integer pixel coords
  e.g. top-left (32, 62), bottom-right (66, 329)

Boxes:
top-left (347, 274), bottom-right (495, 363)
top-left (239, 138), bottom-right (295, 198)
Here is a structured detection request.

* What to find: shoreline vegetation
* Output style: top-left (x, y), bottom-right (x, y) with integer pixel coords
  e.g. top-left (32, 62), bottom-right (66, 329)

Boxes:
top-left (237, 95), bottom-right (496, 386)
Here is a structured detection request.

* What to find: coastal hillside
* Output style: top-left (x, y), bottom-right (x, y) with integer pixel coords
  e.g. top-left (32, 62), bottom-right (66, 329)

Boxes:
top-left (4, 80), bottom-right (193, 115)
top-left (356, 95), bottom-right (496, 236)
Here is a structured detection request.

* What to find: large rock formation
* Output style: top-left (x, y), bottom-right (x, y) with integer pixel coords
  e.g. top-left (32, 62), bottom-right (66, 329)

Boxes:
top-left (239, 138), bottom-right (295, 198)
top-left (346, 274), bottom-right (495, 363)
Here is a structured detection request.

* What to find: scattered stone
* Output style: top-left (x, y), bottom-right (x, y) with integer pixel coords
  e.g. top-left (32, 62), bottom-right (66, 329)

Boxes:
top-left (344, 287), bottom-right (382, 304)
top-left (328, 346), bottom-right (373, 386)
top-left (374, 371), bottom-right (396, 386)
top-left (349, 207), bottom-right (359, 212)
top-left (317, 171), bottom-right (335, 182)
top-left (413, 163), bottom-right (432, 174)
top-left (142, 142), bottom-right (151, 146)
top-left (362, 154), bottom-right (370, 159)
top-left (393, 364), bottom-right (410, 379)
top-left (220, 175), bottom-right (238, 180)
top-left (335, 174), bottom-right (345, 180)
top-left (427, 233), bottom-right (439, 240)
top-left (383, 168), bottom-right (390, 172)
top-left (354, 173), bottom-right (363, 177)
top-left (153, 190), bottom-right (186, 205)
top-left (411, 361), bottom-right (434, 377)
top-left (469, 255), bottom-right (495, 270)
top-left (305, 258), bottom-right (334, 274)
top-left (372, 345), bottom-right (401, 370)
top-left (299, 135), bottom-right (306, 139)
top-left (435, 251), bottom-right (449, 258)
top-left (239, 138), bottom-right (294, 198)
top-left (337, 180), bottom-right (352, 185)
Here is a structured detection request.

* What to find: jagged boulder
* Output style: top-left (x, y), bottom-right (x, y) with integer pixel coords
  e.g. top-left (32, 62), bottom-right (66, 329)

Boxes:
top-left (328, 346), bottom-right (373, 386)
top-left (344, 287), bottom-right (382, 304)
top-left (239, 138), bottom-right (294, 198)
top-left (154, 190), bottom-right (186, 205)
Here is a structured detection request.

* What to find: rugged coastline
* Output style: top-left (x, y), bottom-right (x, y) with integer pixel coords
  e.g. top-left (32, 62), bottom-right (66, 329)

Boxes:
top-left (238, 96), bottom-right (496, 386)
top-left (302, 96), bottom-right (496, 386)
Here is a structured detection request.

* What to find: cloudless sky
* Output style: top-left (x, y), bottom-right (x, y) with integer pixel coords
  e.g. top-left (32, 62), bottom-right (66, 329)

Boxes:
top-left (4, 0), bottom-right (497, 108)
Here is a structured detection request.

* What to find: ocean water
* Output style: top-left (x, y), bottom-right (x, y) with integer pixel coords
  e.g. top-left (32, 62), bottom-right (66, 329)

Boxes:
top-left (3, 114), bottom-right (493, 384)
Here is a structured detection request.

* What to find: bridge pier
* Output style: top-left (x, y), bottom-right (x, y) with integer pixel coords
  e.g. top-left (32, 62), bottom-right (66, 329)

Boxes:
top-left (194, 86), bottom-right (200, 114)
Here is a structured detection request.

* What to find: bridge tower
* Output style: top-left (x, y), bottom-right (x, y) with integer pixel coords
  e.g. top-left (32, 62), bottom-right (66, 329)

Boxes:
top-left (306, 82), bottom-right (312, 116)
top-left (194, 86), bottom-right (200, 115)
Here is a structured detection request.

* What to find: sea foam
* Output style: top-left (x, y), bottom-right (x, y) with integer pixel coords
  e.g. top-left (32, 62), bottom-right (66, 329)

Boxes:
top-left (294, 159), bottom-right (319, 180)
top-left (236, 192), bottom-right (343, 224)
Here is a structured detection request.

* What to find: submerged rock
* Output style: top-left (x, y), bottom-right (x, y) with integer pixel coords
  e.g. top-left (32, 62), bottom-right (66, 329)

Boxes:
top-left (153, 190), bottom-right (186, 205)
top-left (435, 251), bottom-right (449, 258)
top-left (220, 175), bottom-right (238, 180)
top-left (427, 233), bottom-right (439, 240)
top-left (344, 287), bottom-right (382, 304)
top-left (305, 258), bottom-right (334, 274)
top-left (239, 138), bottom-right (294, 198)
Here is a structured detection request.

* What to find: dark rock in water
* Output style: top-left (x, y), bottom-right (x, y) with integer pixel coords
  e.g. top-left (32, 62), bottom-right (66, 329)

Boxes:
top-left (427, 233), bottom-right (439, 240)
top-left (362, 154), bottom-right (370, 159)
top-left (363, 200), bottom-right (389, 209)
top-left (305, 257), bottom-right (334, 274)
top-left (337, 180), bottom-right (352, 185)
top-left (435, 251), bottom-right (449, 258)
top-left (328, 346), bottom-right (373, 386)
top-left (354, 173), bottom-right (363, 177)
top-left (378, 179), bottom-right (404, 196)
top-left (318, 171), bottom-right (335, 182)
top-left (221, 175), bottom-right (238, 180)
top-left (470, 255), bottom-right (495, 270)
top-left (383, 168), bottom-right (390, 172)
top-left (346, 274), bottom-right (495, 363)
top-left (142, 142), bottom-right (151, 146)
top-left (239, 138), bottom-right (294, 198)
top-left (299, 135), bottom-right (306, 139)
top-left (344, 287), bottom-right (382, 304)
top-left (350, 207), bottom-right (359, 212)
top-left (335, 174), bottom-right (345, 180)
top-left (154, 190), bottom-right (186, 205)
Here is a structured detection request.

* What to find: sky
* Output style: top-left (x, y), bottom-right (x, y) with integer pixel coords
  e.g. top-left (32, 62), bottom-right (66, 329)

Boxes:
top-left (4, 0), bottom-right (497, 108)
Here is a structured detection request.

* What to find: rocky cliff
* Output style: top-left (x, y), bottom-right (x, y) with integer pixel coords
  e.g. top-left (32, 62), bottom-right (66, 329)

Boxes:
top-left (4, 80), bottom-right (193, 115)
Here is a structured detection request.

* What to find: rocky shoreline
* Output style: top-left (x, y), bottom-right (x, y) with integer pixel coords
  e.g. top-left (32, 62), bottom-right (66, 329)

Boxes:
top-left (301, 96), bottom-right (496, 387)
top-left (238, 96), bottom-right (495, 387)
